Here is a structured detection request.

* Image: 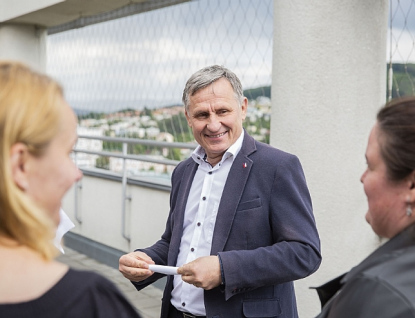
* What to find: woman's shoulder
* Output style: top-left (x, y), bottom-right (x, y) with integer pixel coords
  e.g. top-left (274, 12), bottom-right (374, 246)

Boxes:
top-left (61, 267), bottom-right (107, 284)
top-left (53, 268), bottom-right (129, 301)
top-left (55, 268), bottom-right (141, 317)
top-left (337, 245), bottom-right (415, 315)
top-left (362, 244), bottom-right (415, 288)
top-left (0, 268), bottom-right (141, 318)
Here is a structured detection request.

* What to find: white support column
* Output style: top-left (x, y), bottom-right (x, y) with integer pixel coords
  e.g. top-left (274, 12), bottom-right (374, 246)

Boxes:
top-left (271, 1), bottom-right (388, 316)
top-left (0, 23), bottom-right (47, 71)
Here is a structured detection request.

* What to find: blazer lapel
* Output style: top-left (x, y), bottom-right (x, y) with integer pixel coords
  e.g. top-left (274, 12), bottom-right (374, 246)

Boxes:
top-left (210, 131), bottom-right (256, 254)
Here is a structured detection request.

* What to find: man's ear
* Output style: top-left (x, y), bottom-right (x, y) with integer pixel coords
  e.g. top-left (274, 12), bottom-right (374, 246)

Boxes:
top-left (184, 109), bottom-right (192, 127)
top-left (241, 97), bottom-right (248, 121)
top-left (10, 143), bottom-right (30, 191)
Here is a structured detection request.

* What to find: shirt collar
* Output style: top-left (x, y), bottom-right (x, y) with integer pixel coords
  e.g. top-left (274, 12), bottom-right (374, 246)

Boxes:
top-left (191, 130), bottom-right (245, 165)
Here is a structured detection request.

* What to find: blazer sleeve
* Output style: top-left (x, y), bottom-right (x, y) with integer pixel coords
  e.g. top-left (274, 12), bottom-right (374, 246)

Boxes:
top-left (219, 154), bottom-right (321, 300)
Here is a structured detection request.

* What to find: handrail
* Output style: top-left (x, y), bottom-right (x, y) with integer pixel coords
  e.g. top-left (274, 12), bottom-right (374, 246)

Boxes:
top-left (77, 134), bottom-right (197, 149)
top-left (121, 143), bottom-right (132, 242)
top-left (73, 152), bottom-right (82, 223)
top-left (73, 149), bottom-right (181, 166)
top-left (73, 134), bottom-right (197, 242)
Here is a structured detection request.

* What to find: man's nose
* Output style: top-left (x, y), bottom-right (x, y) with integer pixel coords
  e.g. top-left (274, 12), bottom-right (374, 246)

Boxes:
top-left (207, 114), bottom-right (221, 131)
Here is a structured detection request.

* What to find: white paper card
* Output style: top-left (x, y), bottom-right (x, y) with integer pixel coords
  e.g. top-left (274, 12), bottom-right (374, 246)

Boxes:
top-left (54, 209), bottom-right (75, 254)
top-left (148, 264), bottom-right (179, 275)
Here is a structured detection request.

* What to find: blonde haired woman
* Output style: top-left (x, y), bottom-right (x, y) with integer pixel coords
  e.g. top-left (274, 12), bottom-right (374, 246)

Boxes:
top-left (0, 61), bottom-right (141, 317)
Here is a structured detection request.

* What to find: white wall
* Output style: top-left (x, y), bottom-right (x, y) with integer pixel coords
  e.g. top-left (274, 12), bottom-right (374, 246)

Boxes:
top-left (62, 175), bottom-right (171, 253)
top-left (0, 0), bottom-right (63, 22)
top-left (0, 24), bottom-right (47, 71)
top-left (271, 1), bottom-right (388, 316)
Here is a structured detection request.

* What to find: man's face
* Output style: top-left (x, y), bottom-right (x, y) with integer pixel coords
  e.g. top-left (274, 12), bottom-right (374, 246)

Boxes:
top-left (185, 78), bottom-right (247, 166)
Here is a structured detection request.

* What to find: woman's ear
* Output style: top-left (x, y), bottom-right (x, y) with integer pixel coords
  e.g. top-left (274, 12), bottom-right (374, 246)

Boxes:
top-left (406, 172), bottom-right (415, 209)
top-left (10, 143), bottom-right (29, 191)
top-left (409, 171), bottom-right (415, 190)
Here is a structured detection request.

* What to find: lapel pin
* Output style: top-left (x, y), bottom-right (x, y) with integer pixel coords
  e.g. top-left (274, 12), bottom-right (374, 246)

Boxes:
top-left (243, 163), bottom-right (247, 168)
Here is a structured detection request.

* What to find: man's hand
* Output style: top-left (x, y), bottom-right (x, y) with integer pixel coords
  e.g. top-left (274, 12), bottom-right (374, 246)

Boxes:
top-left (119, 251), bottom-right (155, 282)
top-left (178, 256), bottom-right (221, 290)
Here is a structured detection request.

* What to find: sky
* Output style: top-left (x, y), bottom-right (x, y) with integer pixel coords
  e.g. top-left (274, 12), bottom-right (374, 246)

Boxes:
top-left (388, 0), bottom-right (415, 63)
top-left (47, 0), bottom-right (273, 113)
top-left (46, 0), bottom-right (415, 113)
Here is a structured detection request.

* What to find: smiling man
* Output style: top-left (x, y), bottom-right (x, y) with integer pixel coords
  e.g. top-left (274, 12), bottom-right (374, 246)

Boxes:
top-left (119, 65), bottom-right (321, 318)
top-left (184, 77), bottom-right (247, 167)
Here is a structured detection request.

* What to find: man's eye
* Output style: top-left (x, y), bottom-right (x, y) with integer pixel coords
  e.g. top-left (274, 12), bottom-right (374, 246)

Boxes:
top-left (217, 110), bottom-right (228, 115)
top-left (195, 113), bottom-right (209, 119)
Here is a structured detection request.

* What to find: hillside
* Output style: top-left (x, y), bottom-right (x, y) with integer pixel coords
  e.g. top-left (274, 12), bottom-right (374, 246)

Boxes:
top-left (244, 63), bottom-right (415, 100)
top-left (244, 86), bottom-right (271, 100)
top-left (388, 63), bottom-right (415, 98)
top-left (75, 63), bottom-right (415, 117)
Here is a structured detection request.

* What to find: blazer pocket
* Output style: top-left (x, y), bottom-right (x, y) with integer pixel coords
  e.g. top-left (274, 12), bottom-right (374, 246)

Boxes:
top-left (237, 198), bottom-right (262, 212)
top-left (243, 298), bottom-right (282, 317)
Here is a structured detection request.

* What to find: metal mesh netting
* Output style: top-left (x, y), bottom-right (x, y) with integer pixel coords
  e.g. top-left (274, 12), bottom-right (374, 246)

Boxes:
top-left (46, 0), bottom-right (415, 178)
top-left (47, 0), bottom-right (272, 139)
top-left (388, 0), bottom-right (415, 99)
top-left (46, 0), bottom-right (272, 178)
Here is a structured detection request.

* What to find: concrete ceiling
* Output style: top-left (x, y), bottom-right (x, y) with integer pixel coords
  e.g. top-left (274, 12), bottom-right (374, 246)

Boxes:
top-left (1, 0), bottom-right (190, 34)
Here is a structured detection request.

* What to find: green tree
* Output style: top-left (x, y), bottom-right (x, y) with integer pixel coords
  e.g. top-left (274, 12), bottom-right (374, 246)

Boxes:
top-left (157, 112), bottom-right (193, 142)
top-left (142, 106), bottom-right (153, 118)
top-left (96, 156), bottom-right (110, 170)
top-left (387, 63), bottom-right (415, 99)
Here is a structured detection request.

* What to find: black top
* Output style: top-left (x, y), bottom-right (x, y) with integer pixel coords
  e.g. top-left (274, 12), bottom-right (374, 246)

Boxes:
top-left (315, 224), bottom-right (415, 318)
top-left (0, 268), bottom-right (141, 318)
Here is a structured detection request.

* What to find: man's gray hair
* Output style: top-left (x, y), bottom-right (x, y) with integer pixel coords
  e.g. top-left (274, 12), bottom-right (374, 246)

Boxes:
top-left (182, 65), bottom-right (244, 111)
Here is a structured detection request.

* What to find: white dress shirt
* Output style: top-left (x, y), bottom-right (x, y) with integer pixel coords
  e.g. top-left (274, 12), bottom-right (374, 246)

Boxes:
top-left (171, 132), bottom-right (244, 315)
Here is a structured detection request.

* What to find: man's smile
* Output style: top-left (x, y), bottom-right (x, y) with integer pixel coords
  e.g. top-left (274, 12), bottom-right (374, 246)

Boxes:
top-left (205, 131), bottom-right (227, 138)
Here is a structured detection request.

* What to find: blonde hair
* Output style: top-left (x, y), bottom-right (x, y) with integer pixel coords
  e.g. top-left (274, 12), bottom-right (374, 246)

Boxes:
top-left (0, 61), bottom-right (64, 260)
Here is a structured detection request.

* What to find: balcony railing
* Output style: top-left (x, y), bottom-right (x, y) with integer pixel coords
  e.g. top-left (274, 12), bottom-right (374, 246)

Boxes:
top-left (73, 134), bottom-right (197, 241)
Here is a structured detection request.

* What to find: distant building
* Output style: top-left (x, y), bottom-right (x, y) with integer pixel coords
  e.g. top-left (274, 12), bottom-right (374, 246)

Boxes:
top-left (76, 126), bottom-right (104, 168)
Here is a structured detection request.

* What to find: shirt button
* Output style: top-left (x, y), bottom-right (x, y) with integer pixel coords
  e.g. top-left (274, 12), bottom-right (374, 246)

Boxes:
top-left (191, 248), bottom-right (194, 252)
top-left (197, 156), bottom-right (200, 160)
top-left (197, 222), bottom-right (201, 226)
top-left (182, 302), bottom-right (185, 307)
top-left (208, 171), bottom-right (212, 175)
top-left (202, 196), bottom-right (206, 200)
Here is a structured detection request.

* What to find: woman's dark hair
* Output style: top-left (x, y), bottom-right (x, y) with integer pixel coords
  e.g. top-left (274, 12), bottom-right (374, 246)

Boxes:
top-left (377, 96), bottom-right (415, 181)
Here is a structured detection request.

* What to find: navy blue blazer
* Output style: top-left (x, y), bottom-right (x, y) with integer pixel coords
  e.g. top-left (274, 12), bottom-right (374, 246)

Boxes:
top-left (133, 131), bottom-right (321, 318)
